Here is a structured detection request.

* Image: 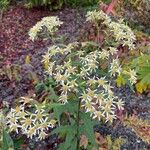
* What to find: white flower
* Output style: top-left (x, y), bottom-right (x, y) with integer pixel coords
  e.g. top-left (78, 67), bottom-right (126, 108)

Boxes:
top-left (9, 123), bottom-right (20, 134)
top-left (29, 16), bottom-right (63, 41)
top-left (109, 47), bottom-right (118, 55)
top-left (55, 65), bottom-right (64, 73)
top-left (102, 103), bottom-right (114, 116)
top-left (87, 77), bottom-right (96, 86)
top-left (66, 66), bottom-right (77, 74)
top-left (99, 49), bottom-right (110, 59)
top-left (34, 108), bottom-right (47, 123)
top-left (20, 97), bottom-right (34, 105)
top-left (80, 91), bottom-right (89, 102)
top-left (6, 112), bottom-right (19, 124)
top-left (96, 92), bottom-right (105, 106)
top-left (39, 131), bottom-right (47, 140)
top-left (48, 119), bottom-right (57, 128)
top-left (116, 99), bottom-right (124, 110)
top-left (83, 102), bottom-right (96, 114)
top-left (54, 72), bottom-right (70, 83)
top-left (67, 79), bottom-right (78, 89)
top-left (86, 10), bottom-right (107, 22)
top-left (108, 22), bottom-right (136, 50)
top-left (92, 111), bottom-right (104, 121)
top-left (86, 61), bottom-right (98, 73)
top-left (105, 113), bottom-right (116, 123)
top-left (80, 57), bottom-right (88, 65)
top-left (123, 69), bottom-right (137, 85)
top-left (41, 51), bottom-right (50, 64)
top-left (109, 58), bottom-right (122, 76)
top-left (59, 93), bottom-right (68, 104)
top-left (48, 45), bottom-right (60, 58)
top-left (86, 88), bottom-right (97, 100)
top-left (25, 126), bottom-right (37, 139)
top-left (78, 67), bottom-right (90, 79)
top-left (39, 117), bottom-right (49, 131)
top-left (76, 50), bottom-right (85, 57)
top-left (21, 116), bottom-right (33, 129)
top-left (86, 10), bottom-right (136, 50)
top-left (103, 83), bottom-right (113, 93)
top-left (61, 82), bottom-right (73, 93)
top-left (128, 69), bottom-right (137, 85)
top-left (96, 77), bottom-right (108, 87)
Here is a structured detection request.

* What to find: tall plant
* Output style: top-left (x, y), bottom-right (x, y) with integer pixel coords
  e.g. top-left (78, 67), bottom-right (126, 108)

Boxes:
top-left (3, 10), bottom-right (137, 149)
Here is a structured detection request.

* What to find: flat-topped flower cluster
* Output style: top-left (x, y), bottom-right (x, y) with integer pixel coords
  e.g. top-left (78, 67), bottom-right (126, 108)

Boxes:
top-left (6, 97), bottom-right (56, 140)
top-left (29, 16), bottom-right (63, 41)
top-left (86, 10), bottom-right (136, 50)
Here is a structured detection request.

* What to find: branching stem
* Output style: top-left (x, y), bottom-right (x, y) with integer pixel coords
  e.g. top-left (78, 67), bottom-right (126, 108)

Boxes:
top-left (76, 99), bottom-right (81, 150)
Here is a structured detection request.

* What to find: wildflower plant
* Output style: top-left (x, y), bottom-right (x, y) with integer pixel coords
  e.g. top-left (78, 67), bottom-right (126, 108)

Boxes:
top-left (4, 10), bottom-right (137, 150)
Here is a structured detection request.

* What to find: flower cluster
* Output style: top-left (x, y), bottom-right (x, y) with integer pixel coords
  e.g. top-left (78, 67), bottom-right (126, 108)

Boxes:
top-left (86, 10), bottom-right (136, 50)
top-left (109, 58), bottom-right (122, 76)
top-left (108, 20), bottom-right (136, 50)
top-left (32, 11), bottom-right (136, 125)
top-left (123, 69), bottom-right (137, 85)
top-left (29, 16), bottom-right (63, 41)
top-left (42, 41), bottom-right (125, 123)
top-left (86, 10), bottom-right (108, 22)
top-left (6, 97), bottom-right (56, 140)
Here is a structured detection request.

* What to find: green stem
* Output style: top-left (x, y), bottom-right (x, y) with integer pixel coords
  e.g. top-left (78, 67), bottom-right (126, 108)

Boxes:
top-left (95, 22), bottom-right (100, 47)
top-left (76, 99), bottom-right (81, 150)
top-left (0, 10), bottom-right (3, 21)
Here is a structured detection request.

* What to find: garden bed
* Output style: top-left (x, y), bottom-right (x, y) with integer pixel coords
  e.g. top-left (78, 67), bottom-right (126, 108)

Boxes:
top-left (0, 4), bottom-right (150, 150)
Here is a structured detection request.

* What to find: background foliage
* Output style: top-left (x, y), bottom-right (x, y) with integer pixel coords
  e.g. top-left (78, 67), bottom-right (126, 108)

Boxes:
top-left (26, 0), bottom-right (99, 9)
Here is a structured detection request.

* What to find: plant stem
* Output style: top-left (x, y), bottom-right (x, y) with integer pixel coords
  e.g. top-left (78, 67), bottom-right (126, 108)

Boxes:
top-left (76, 99), bottom-right (81, 150)
top-left (96, 23), bottom-right (100, 45)
top-left (0, 10), bottom-right (3, 22)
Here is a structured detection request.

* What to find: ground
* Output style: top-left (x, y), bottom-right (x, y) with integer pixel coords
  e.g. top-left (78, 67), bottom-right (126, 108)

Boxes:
top-left (0, 5), bottom-right (150, 150)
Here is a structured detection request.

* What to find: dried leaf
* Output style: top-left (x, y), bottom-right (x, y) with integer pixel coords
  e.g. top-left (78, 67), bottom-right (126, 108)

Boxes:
top-left (135, 82), bottom-right (148, 94)
top-left (116, 75), bottom-right (125, 87)
top-left (25, 55), bottom-right (30, 64)
top-left (95, 132), bottom-right (107, 146)
top-left (80, 135), bottom-right (88, 149)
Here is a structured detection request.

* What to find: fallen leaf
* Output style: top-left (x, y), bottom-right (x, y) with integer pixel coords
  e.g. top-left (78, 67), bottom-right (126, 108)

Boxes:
top-left (80, 135), bottom-right (88, 149)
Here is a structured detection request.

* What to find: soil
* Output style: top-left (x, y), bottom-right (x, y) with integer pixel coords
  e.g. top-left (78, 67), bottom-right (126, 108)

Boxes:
top-left (0, 5), bottom-right (150, 150)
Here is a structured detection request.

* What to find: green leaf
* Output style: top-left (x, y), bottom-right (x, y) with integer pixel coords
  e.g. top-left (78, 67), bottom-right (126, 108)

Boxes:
top-left (35, 82), bottom-right (46, 93)
top-left (79, 112), bottom-right (98, 148)
top-left (58, 129), bottom-right (76, 150)
top-left (46, 77), bottom-right (56, 87)
top-left (46, 101), bottom-right (78, 123)
top-left (51, 124), bottom-right (77, 150)
top-left (48, 86), bottom-right (59, 101)
top-left (2, 130), bottom-right (14, 150)
top-left (140, 73), bottom-right (150, 85)
top-left (13, 137), bottom-right (24, 150)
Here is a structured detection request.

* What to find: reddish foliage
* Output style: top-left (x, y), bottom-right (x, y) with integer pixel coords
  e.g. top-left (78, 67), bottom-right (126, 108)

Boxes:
top-left (0, 6), bottom-right (51, 66)
top-left (100, 0), bottom-right (119, 15)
